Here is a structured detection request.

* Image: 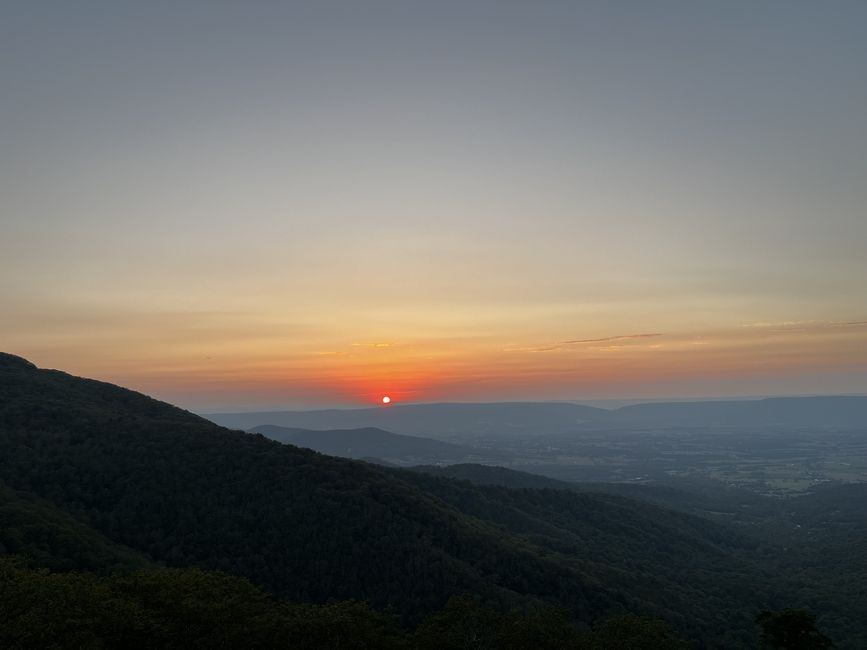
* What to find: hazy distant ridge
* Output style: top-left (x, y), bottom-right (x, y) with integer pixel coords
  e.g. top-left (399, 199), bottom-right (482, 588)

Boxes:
top-left (611, 396), bottom-right (867, 427)
top-left (210, 402), bottom-right (606, 437)
top-left (207, 396), bottom-right (867, 436)
top-left (251, 425), bottom-right (499, 464)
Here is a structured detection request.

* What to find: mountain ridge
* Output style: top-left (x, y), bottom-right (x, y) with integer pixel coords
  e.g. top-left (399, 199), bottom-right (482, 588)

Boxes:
top-left (206, 395), bottom-right (867, 437)
top-left (251, 425), bottom-right (501, 465)
top-left (0, 353), bottom-right (796, 644)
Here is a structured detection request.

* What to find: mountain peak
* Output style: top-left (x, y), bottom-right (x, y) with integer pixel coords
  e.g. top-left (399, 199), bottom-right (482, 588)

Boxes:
top-left (0, 352), bottom-right (37, 370)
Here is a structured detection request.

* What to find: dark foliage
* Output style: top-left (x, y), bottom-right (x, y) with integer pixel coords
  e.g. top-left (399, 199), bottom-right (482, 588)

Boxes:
top-left (0, 558), bottom-right (405, 649)
top-left (0, 482), bottom-right (147, 572)
top-left (1, 559), bottom-right (698, 650)
top-left (756, 609), bottom-right (834, 649)
top-left (412, 463), bottom-right (866, 647)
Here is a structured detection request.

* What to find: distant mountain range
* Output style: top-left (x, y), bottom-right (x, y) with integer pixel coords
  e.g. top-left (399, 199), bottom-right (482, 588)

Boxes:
top-left (207, 396), bottom-right (867, 437)
top-left (250, 425), bottom-right (503, 465)
top-left (210, 401), bottom-right (605, 438)
top-left (611, 396), bottom-right (867, 427)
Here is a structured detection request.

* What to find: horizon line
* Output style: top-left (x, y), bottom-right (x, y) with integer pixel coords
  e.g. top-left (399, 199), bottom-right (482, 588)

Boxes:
top-left (200, 392), bottom-right (867, 416)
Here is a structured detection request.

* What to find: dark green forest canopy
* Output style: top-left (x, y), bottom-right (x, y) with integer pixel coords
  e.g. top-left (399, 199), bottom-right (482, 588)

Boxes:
top-left (1, 558), bottom-right (699, 650)
top-left (0, 354), bottom-right (857, 646)
top-left (0, 482), bottom-right (149, 572)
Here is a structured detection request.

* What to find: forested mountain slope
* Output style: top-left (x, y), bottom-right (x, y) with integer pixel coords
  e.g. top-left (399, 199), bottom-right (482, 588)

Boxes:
top-left (409, 463), bottom-right (771, 525)
top-left (409, 463), bottom-right (867, 647)
top-left (0, 353), bottom-right (843, 645)
top-left (0, 482), bottom-right (148, 573)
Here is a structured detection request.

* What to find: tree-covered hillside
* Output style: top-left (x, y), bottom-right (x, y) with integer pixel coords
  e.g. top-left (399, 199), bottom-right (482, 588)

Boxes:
top-left (1, 557), bottom-right (701, 649)
top-left (410, 463), bottom-right (867, 647)
top-left (0, 353), bottom-right (854, 646)
top-left (0, 482), bottom-right (148, 573)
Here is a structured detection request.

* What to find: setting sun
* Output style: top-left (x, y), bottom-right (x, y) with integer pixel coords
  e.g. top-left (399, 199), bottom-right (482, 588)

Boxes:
top-left (381, 396), bottom-right (391, 405)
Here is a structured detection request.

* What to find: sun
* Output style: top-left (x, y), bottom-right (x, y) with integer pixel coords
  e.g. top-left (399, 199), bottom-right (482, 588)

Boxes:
top-left (381, 395), bottom-right (391, 405)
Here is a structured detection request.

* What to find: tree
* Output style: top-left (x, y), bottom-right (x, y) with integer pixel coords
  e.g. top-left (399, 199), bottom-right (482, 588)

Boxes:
top-left (756, 609), bottom-right (834, 649)
top-left (585, 614), bottom-right (691, 650)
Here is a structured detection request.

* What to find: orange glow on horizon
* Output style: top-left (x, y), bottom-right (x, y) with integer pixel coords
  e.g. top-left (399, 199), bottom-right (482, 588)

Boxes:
top-left (21, 319), bottom-right (867, 410)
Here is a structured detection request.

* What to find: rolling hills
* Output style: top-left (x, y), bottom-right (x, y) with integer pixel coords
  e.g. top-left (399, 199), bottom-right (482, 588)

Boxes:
top-left (251, 425), bottom-right (497, 465)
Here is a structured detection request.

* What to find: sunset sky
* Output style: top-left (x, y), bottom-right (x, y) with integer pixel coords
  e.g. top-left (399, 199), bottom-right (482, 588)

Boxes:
top-left (2, 1), bottom-right (866, 411)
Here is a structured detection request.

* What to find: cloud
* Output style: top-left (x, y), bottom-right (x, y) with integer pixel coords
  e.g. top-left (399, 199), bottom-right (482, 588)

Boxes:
top-left (560, 333), bottom-right (663, 345)
top-left (502, 345), bottom-right (562, 353)
top-left (505, 333), bottom-right (663, 353)
top-left (741, 320), bottom-right (867, 333)
top-left (740, 320), bottom-right (824, 328)
top-left (503, 319), bottom-right (867, 355)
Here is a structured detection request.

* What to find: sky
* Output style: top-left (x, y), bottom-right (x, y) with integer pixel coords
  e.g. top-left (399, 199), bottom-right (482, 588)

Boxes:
top-left (2, 1), bottom-right (866, 411)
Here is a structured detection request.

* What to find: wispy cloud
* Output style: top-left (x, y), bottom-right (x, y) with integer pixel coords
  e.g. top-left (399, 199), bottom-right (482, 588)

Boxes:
top-left (505, 333), bottom-right (663, 353)
top-left (560, 333), bottom-right (663, 345)
top-left (741, 320), bottom-right (819, 328)
top-left (502, 345), bottom-right (562, 353)
top-left (351, 342), bottom-right (394, 348)
top-left (741, 320), bottom-right (867, 333)
top-left (503, 319), bottom-right (867, 356)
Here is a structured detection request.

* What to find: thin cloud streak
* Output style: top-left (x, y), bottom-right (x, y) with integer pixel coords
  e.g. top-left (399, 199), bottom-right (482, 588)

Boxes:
top-left (504, 333), bottom-right (663, 353)
top-left (742, 320), bottom-right (867, 330)
top-left (560, 333), bottom-right (664, 345)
